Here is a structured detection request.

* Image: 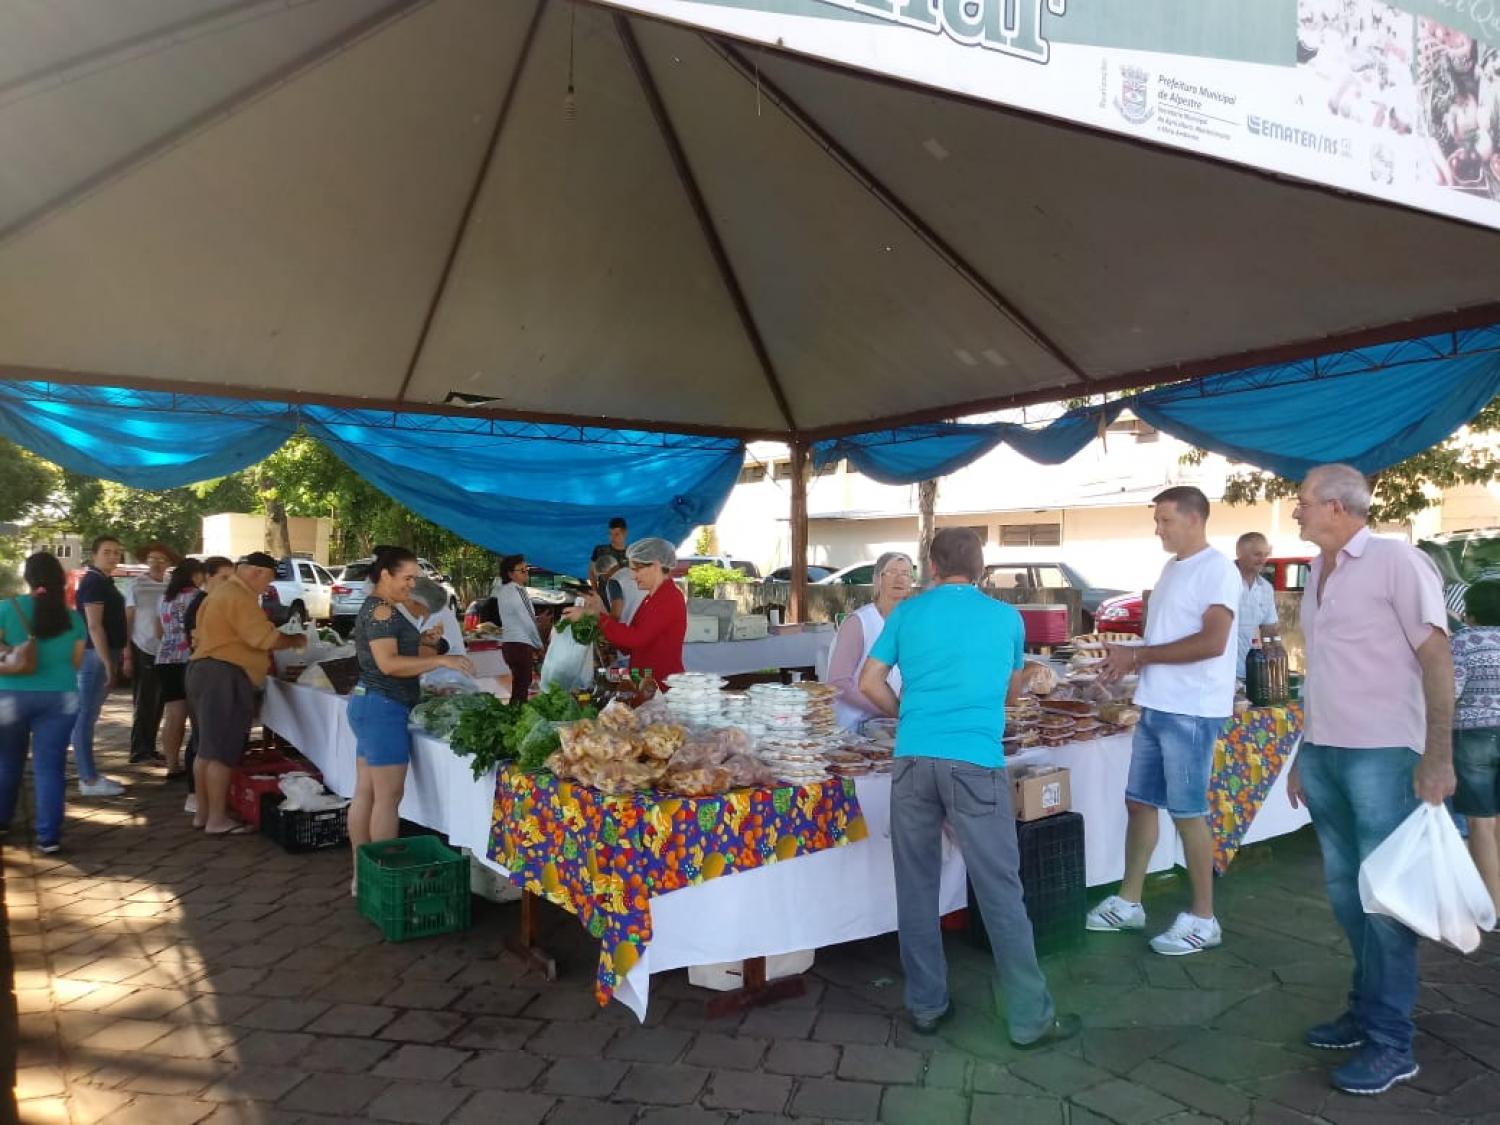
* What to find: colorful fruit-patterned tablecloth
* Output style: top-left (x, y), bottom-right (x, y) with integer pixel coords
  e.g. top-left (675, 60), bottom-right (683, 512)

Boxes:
top-left (1209, 702), bottom-right (1303, 873)
top-left (488, 769), bottom-right (867, 1004)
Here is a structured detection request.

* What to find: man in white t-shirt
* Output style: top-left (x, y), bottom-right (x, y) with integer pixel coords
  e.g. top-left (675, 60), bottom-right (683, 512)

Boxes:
top-left (1087, 486), bottom-right (1241, 956)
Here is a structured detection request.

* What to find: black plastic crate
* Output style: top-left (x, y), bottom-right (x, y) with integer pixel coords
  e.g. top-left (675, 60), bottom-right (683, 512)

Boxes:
top-left (260, 794), bottom-right (350, 853)
top-left (968, 810), bottom-right (1086, 956)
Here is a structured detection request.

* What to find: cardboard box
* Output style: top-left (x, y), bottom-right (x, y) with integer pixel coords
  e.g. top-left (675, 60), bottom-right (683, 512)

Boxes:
top-left (1011, 765), bottom-right (1071, 821)
top-left (685, 615), bottom-right (720, 644)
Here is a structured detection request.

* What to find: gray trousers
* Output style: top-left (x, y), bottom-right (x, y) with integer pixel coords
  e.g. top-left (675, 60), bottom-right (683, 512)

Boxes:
top-left (891, 756), bottom-right (1054, 1041)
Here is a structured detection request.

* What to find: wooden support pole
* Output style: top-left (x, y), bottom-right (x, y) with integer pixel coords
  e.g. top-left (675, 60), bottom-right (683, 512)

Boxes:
top-left (789, 441), bottom-right (809, 624)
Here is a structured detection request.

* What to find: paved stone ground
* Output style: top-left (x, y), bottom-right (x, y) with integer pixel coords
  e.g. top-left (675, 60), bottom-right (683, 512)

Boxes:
top-left (5, 693), bottom-right (1500, 1124)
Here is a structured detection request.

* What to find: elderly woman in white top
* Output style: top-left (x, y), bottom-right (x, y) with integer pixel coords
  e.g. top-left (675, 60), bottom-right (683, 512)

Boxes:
top-left (827, 552), bottom-right (915, 730)
top-left (496, 554), bottom-right (544, 705)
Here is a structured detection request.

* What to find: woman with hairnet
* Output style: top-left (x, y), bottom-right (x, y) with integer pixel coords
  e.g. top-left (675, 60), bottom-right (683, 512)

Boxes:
top-left (826, 552), bottom-right (915, 731)
top-left (563, 537), bottom-right (686, 684)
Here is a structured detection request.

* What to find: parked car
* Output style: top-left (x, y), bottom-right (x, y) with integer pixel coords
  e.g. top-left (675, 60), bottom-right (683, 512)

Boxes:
top-left (814, 561), bottom-right (880, 586)
top-left (272, 556), bottom-right (337, 627)
top-left (980, 562), bottom-right (1126, 630)
top-left (668, 555), bottom-right (761, 580)
top-left (765, 565), bottom-right (836, 583)
top-left (1417, 529), bottom-right (1500, 624)
top-left (65, 562), bottom-right (149, 607)
top-left (519, 566), bottom-right (589, 610)
top-left (330, 556), bottom-right (461, 636)
top-left (1093, 555), bottom-right (1311, 636)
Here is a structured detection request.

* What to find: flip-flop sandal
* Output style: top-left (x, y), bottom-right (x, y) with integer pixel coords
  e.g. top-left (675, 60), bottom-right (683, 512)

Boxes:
top-left (204, 823), bottom-right (254, 836)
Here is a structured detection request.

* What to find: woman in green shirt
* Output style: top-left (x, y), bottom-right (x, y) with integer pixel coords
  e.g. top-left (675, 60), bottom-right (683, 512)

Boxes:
top-left (0, 553), bottom-right (87, 853)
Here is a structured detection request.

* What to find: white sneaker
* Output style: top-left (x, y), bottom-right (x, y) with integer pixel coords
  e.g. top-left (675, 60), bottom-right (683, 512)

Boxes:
top-left (78, 776), bottom-right (125, 797)
top-left (1149, 912), bottom-right (1222, 956)
top-left (184, 794), bottom-right (197, 815)
top-left (1085, 894), bottom-right (1146, 932)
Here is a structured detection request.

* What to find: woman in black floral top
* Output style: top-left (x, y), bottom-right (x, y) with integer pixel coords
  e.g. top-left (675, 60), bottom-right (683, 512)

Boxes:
top-left (348, 547), bottom-right (472, 887)
top-left (1453, 580), bottom-right (1500, 913)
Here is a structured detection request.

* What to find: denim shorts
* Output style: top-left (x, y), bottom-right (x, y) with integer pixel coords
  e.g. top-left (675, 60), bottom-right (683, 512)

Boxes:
top-left (1126, 707), bottom-right (1227, 819)
top-left (349, 687), bottom-right (413, 768)
top-left (1454, 727), bottom-right (1500, 817)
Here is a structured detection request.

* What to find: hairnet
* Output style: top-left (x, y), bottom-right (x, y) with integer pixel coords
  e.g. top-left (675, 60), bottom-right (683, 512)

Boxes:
top-left (409, 576), bottom-right (448, 614)
top-left (626, 537), bottom-right (677, 568)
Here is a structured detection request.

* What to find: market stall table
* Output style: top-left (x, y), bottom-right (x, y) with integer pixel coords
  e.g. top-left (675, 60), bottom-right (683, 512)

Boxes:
top-left (260, 682), bottom-right (1305, 1015)
top-left (259, 679), bottom-right (967, 1019)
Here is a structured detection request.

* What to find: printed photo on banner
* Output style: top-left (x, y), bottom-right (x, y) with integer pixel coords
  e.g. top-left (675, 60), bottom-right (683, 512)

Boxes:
top-left (1297, 0), bottom-right (1417, 137)
top-left (1416, 15), bottom-right (1500, 201)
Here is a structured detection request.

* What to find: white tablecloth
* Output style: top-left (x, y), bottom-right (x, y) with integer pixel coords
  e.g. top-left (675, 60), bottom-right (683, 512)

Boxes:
top-left (1008, 730), bottom-right (1309, 886)
top-left (682, 633), bottom-right (834, 676)
top-left (260, 681), bottom-right (1308, 1017)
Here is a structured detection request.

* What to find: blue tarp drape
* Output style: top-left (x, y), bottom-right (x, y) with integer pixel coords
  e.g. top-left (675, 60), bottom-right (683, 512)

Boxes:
top-left (0, 384), bottom-right (744, 575)
top-left (4, 322), bottom-right (1500, 566)
top-left (814, 325), bottom-right (1500, 485)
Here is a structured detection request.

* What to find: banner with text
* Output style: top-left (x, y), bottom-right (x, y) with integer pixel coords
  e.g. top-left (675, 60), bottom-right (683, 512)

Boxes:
top-left (605, 0), bottom-right (1500, 231)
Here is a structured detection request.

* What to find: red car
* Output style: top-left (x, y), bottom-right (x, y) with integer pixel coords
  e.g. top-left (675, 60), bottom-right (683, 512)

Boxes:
top-left (1093, 555), bottom-right (1310, 636)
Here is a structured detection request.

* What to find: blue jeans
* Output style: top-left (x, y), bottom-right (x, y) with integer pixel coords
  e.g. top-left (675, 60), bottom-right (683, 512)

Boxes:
top-left (891, 756), bottom-right (1055, 1042)
top-left (72, 647), bottom-right (118, 782)
top-left (1299, 743), bottom-right (1421, 1053)
top-left (0, 691), bottom-right (79, 845)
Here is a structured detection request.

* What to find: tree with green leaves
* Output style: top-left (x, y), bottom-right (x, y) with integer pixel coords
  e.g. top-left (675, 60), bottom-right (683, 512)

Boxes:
top-left (0, 438), bottom-right (58, 524)
top-left (1193, 397), bottom-right (1500, 525)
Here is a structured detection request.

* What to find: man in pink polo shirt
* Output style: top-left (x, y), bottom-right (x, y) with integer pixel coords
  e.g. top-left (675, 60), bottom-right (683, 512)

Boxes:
top-left (1289, 463), bottom-right (1455, 1097)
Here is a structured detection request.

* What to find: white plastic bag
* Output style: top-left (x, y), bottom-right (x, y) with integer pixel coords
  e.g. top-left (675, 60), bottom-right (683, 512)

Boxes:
top-left (420, 666), bottom-right (483, 697)
top-left (539, 629), bottom-right (594, 692)
top-left (1358, 803), bottom-right (1496, 953)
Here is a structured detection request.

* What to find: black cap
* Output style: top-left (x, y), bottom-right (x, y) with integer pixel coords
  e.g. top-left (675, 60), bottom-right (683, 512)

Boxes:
top-left (608, 517), bottom-right (627, 530)
top-left (238, 551), bottom-right (278, 570)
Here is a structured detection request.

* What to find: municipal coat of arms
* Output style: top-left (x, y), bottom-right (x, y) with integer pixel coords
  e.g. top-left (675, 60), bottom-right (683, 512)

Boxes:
top-left (1115, 64), bottom-right (1153, 125)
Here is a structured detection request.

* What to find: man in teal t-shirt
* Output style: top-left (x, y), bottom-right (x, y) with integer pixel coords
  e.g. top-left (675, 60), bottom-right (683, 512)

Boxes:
top-left (862, 528), bottom-right (1077, 1048)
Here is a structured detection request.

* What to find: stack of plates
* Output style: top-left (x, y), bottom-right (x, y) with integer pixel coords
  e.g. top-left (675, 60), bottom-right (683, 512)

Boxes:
top-left (748, 682), bottom-right (842, 784)
top-left (663, 673), bottom-right (727, 725)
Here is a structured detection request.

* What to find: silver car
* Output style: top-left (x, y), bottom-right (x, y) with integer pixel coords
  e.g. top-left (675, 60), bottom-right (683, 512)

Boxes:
top-left (330, 557), bottom-right (459, 636)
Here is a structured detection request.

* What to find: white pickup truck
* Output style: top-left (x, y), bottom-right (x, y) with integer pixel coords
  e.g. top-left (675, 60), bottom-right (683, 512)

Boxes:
top-left (271, 556), bottom-right (338, 627)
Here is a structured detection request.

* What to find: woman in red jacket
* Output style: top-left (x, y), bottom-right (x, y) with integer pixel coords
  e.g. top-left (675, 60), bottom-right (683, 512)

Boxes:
top-left (563, 537), bottom-right (686, 684)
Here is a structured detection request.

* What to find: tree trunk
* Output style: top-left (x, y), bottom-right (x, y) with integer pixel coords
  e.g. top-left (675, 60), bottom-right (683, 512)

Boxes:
top-left (264, 498), bottom-right (292, 557)
top-left (917, 479), bottom-right (938, 582)
top-left (789, 442), bottom-right (809, 624)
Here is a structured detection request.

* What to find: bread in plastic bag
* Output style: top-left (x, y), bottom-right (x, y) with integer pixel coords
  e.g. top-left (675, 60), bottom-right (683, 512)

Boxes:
top-left (1358, 802), bottom-right (1496, 953)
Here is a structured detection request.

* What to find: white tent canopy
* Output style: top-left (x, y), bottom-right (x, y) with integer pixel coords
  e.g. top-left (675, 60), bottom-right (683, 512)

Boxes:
top-left (1, 0), bottom-right (1498, 439)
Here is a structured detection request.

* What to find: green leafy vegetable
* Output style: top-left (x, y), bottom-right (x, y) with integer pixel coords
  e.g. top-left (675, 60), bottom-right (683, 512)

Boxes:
top-left (432, 683), bottom-right (597, 779)
top-left (449, 695), bottom-right (521, 779)
top-left (556, 615), bottom-right (602, 647)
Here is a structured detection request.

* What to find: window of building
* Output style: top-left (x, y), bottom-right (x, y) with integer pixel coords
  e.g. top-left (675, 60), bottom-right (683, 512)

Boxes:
top-left (999, 523), bottom-right (1061, 547)
top-left (773, 460), bottom-right (793, 481)
top-left (738, 463), bottom-right (767, 484)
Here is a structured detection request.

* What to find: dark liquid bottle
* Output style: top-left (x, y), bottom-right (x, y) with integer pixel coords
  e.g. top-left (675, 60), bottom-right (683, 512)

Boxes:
top-left (1245, 637), bottom-right (1270, 708)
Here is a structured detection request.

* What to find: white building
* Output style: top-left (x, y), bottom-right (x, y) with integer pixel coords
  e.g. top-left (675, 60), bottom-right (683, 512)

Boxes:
top-left (706, 415), bottom-right (1500, 591)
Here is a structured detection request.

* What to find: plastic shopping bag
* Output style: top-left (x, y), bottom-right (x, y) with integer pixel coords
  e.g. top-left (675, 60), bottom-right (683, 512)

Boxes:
top-left (1358, 803), bottom-right (1496, 953)
top-left (539, 628), bottom-right (594, 692)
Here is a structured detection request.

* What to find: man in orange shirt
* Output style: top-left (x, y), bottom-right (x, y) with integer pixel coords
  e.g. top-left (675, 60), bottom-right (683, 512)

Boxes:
top-left (186, 553), bottom-right (305, 835)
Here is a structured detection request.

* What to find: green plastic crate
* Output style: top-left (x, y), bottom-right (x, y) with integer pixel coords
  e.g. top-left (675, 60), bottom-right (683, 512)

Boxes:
top-left (356, 835), bottom-right (471, 942)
